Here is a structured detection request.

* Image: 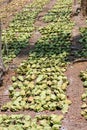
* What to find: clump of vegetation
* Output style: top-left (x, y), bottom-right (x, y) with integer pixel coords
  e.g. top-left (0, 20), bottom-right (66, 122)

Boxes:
top-left (1, 54), bottom-right (71, 112)
top-left (80, 70), bottom-right (87, 119)
top-left (0, 114), bottom-right (63, 130)
top-left (43, 0), bottom-right (72, 23)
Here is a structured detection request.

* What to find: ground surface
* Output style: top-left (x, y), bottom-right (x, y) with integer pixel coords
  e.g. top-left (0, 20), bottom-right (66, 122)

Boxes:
top-left (61, 3), bottom-right (87, 130)
top-left (0, 0), bottom-right (87, 130)
top-left (61, 62), bottom-right (87, 130)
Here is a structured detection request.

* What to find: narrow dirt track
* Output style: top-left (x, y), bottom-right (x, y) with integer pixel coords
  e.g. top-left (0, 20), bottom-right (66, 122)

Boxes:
top-left (61, 62), bottom-right (87, 130)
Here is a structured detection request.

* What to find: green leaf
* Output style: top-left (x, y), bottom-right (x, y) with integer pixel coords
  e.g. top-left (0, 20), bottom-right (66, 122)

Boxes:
top-left (36, 75), bottom-right (44, 83)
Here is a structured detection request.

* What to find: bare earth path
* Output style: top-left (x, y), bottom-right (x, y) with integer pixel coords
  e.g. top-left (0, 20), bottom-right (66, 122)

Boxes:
top-left (61, 62), bottom-right (87, 130)
top-left (61, 2), bottom-right (87, 130)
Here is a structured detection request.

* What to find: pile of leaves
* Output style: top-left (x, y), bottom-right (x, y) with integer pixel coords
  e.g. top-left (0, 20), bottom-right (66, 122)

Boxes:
top-left (80, 70), bottom-right (87, 119)
top-left (2, 0), bottom-right (50, 64)
top-left (0, 114), bottom-right (63, 130)
top-left (1, 0), bottom-right (73, 113)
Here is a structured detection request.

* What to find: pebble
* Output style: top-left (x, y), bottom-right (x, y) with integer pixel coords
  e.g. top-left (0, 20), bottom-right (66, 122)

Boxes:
top-left (60, 126), bottom-right (68, 130)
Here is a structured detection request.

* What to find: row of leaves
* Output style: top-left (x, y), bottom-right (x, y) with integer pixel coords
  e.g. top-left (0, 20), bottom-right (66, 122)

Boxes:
top-left (2, 0), bottom-right (50, 64)
top-left (1, 0), bottom-right (73, 112)
top-left (43, 0), bottom-right (72, 23)
top-left (80, 70), bottom-right (87, 119)
top-left (0, 114), bottom-right (63, 130)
